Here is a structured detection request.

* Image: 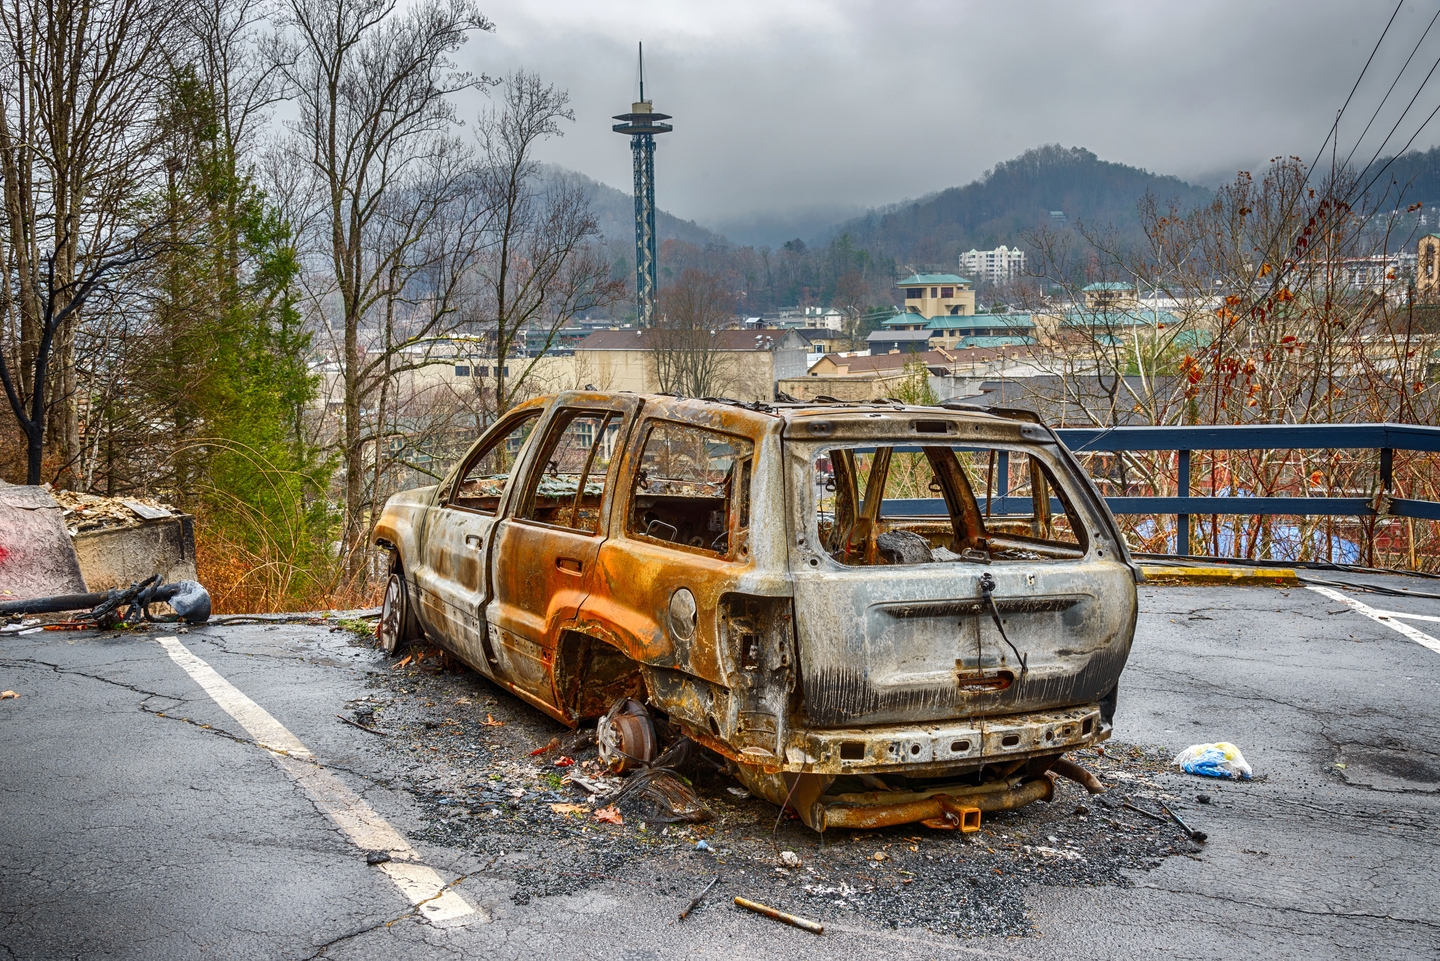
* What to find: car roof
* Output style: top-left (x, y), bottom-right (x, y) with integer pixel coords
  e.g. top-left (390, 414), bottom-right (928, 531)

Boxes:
top-left (537, 391), bottom-right (1043, 433)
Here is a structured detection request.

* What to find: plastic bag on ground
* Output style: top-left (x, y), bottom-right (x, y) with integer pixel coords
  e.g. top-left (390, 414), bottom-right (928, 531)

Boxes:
top-left (1172, 742), bottom-right (1253, 779)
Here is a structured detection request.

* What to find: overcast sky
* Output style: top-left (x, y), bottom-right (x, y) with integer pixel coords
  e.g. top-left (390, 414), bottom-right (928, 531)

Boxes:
top-left (456, 1), bottom-right (1440, 239)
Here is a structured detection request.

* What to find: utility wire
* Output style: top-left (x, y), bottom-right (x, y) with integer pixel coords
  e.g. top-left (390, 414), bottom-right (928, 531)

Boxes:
top-left (1210, 0), bottom-right (1408, 323)
top-left (1338, 4), bottom-right (1440, 178)
top-left (1302, 0), bottom-right (1406, 194)
top-left (1208, 1), bottom-right (1414, 331)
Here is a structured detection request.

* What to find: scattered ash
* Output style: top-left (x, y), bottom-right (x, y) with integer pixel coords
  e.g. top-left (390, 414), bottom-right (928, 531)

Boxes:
top-left (348, 644), bottom-right (1210, 938)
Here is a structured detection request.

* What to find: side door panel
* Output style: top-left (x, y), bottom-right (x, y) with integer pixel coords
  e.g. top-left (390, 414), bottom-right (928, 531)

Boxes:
top-left (414, 410), bottom-right (542, 672)
top-left (486, 397), bottom-right (640, 716)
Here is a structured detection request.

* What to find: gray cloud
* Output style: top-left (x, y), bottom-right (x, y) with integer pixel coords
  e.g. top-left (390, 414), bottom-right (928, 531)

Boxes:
top-left (454, 0), bottom-right (1436, 233)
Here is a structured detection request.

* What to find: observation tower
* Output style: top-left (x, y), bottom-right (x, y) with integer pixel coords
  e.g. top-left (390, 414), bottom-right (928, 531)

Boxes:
top-left (612, 43), bottom-right (672, 327)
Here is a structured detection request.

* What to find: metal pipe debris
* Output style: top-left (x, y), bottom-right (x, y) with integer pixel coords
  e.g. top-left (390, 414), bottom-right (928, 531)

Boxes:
top-left (733, 896), bottom-right (824, 934)
top-left (1051, 757), bottom-right (1106, 794)
top-left (1160, 802), bottom-right (1207, 843)
top-left (679, 875), bottom-right (718, 920)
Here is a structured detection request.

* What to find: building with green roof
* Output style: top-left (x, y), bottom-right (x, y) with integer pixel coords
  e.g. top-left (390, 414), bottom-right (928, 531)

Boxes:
top-left (875, 310), bottom-right (1036, 349)
top-left (895, 273), bottom-right (976, 318)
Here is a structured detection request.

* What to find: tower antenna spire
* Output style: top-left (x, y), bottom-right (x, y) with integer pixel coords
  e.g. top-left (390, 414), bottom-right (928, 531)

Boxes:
top-left (613, 44), bottom-right (672, 327)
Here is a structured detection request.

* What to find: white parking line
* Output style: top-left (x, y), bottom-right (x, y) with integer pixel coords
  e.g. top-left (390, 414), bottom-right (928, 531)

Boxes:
top-left (156, 636), bottom-right (479, 925)
top-left (1306, 586), bottom-right (1440, 656)
top-left (1369, 609), bottom-right (1440, 624)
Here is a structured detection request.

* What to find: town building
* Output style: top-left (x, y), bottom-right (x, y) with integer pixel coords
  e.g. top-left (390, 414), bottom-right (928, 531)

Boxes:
top-left (1080, 281), bottom-right (1138, 310)
top-left (794, 328), bottom-right (846, 355)
top-left (746, 306), bottom-right (846, 331)
top-left (778, 344), bottom-right (1044, 403)
top-left (959, 246), bottom-right (1026, 285)
top-left (1420, 234), bottom-right (1440, 299)
top-left (573, 327), bottom-right (810, 402)
top-left (895, 273), bottom-right (976, 317)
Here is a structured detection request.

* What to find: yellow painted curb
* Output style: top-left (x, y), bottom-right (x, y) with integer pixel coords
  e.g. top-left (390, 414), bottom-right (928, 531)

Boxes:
top-left (1139, 564), bottom-right (1300, 587)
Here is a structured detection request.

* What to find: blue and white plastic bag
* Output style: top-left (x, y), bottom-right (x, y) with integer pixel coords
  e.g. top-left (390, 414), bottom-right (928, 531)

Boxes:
top-left (1172, 742), bottom-right (1253, 779)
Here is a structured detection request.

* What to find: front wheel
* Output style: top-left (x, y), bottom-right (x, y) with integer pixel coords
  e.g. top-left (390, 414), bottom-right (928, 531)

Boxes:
top-left (377, 571), bottom-right (412, 655)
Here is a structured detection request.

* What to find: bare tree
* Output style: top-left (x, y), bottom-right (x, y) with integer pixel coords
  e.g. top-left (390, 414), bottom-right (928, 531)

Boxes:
top-left (474, 71), bottom-right (622, 417)
top-left (650, 268), bottom-right (735, 398)
top-left (277, 0), bottom-right (491, 575)
top-left (0, 0), bottom-right (178, 483)
top-left (1019, 157), bottom-right (1439, 567)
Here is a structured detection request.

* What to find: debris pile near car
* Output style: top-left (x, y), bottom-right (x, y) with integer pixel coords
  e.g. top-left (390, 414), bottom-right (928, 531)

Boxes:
top-left (0, 482), bottom-right (196, 596)
top-left (49, 488), bottom-right (179, 534)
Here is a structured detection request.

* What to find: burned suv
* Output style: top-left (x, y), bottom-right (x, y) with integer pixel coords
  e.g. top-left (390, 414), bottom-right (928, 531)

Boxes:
top-left (374, 392), bottom-right (1139, 831)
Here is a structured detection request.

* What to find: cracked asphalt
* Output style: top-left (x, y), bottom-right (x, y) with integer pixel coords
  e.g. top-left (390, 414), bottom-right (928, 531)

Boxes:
top-left (2, 578), bottom-right (1438, 960)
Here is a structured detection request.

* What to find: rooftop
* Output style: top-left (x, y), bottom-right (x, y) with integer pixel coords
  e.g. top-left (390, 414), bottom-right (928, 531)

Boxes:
top-left (866, 328), bottom-right (933, 344)
top-left (1064, 308), bottom-right (1181, 328)
top-left (1082, 281), bottom-right (1135, 291)
top-left (896, 273), bottom-right (972, 287)
top-left (957, 335), bottom-right (1037, 349)
top-left (924, 313), bottom-right (1033, 331)
top-left (809, 350), bottom-right (956, 375)
top-left (576, 328), bottom-right (808, 352)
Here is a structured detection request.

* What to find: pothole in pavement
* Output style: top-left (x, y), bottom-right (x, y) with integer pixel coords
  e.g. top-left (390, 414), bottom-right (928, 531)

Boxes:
top-left (347, 644), bottom-right (1215, 938)
top-left (1334, 741), bottom-right (1440, 793)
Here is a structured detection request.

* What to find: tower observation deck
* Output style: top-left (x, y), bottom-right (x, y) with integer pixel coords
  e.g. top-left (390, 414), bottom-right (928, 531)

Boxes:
top-left (612, 44), bottom-right (671, 327)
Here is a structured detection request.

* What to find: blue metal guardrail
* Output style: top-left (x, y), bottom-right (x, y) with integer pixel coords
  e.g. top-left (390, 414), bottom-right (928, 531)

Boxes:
top-left (881, 423), bottom-right (1440, 556)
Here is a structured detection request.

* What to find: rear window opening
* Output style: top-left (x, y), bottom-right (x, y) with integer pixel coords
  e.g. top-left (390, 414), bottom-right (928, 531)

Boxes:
top-left (628, 420), bottom-right (753, 559)
top-left (811, 442), bottom-right (1090, 567)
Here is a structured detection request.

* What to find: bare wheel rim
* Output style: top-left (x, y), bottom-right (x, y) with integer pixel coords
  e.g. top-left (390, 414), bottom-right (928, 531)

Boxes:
top-left (379, 574), bottom-right (403, 654)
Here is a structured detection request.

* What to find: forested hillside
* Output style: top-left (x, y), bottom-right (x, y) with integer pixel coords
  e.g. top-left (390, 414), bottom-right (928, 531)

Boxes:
top-left (824, 145), bottom-right (1212, 265)
top-left (535, 164), bottom-right (726, 249)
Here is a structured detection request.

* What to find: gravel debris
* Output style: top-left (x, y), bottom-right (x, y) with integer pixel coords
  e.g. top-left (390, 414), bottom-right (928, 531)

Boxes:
top-left (356, 643), bottom-right (1209, 938)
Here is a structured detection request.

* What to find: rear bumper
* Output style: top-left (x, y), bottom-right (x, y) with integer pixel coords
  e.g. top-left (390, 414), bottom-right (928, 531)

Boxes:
top-left (816, 774), bottom-right (1055, 831)
top-left (780, 703), bottom-right (1106, 776)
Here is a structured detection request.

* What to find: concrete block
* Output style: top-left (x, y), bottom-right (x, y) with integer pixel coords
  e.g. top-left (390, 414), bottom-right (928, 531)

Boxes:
top-left (72, 516), bottom-right (197, 591)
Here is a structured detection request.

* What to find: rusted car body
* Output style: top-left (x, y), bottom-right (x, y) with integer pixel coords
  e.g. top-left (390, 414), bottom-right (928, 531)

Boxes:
top-left (374, 392), bottom-right (1140, 831)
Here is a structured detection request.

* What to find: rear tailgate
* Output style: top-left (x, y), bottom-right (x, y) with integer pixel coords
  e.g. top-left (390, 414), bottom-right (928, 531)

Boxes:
top-left (781, 412), bottom-right (1136, 728)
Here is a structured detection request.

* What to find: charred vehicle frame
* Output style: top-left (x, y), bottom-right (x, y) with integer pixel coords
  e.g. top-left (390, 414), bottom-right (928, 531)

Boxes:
top-left (374, 392), bottom-right (1140, 831)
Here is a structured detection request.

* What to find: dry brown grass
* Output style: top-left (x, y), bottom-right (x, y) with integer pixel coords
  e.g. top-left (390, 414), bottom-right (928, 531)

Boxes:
top-left (194, 523), bottom-right (382, 614)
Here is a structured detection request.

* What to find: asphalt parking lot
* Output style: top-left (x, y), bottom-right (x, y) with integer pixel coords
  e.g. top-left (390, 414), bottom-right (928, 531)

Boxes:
top-left (2, 577), bottom-right (1438, 960)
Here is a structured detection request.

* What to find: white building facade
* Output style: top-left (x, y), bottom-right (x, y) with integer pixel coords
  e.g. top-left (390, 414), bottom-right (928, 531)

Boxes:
top-left (959, 246), bottom-right (1026, 285)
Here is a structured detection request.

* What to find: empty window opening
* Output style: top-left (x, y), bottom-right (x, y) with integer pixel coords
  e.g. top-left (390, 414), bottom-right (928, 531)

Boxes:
top-left (629, 420), bottom-right (754, 558)
top-left (811, 442), bottom-right (1089, 567)
top-left (451, 412), bottom-right (540, 514)
top-left (519, 409), bottom-right (622, 533)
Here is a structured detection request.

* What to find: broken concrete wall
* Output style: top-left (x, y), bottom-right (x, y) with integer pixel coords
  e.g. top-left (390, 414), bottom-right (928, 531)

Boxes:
top-left (71, 515), bottom-right (197, 592)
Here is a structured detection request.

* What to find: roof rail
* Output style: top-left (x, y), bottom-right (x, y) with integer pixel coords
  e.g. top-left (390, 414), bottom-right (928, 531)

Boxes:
top-left (939, 400), bottom-right (1042, 424)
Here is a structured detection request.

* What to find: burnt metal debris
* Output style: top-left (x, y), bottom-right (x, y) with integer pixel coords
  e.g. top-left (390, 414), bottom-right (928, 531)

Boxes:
top-left (734, 896), bottom-right (825, 935)
top-left (373, 391), bottom-right (1139, 832)
top-left (0, 575), bottom-right (211, 627)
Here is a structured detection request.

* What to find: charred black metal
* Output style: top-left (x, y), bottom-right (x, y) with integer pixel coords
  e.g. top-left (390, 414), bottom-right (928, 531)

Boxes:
top-left (0, 576), bottom-right (211, 626)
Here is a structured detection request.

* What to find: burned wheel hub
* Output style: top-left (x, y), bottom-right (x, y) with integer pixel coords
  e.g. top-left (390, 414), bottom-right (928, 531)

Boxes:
top-left (378, 573), bottom-right (405, 655)
top-left (597, 697), bottom-right (657, 773)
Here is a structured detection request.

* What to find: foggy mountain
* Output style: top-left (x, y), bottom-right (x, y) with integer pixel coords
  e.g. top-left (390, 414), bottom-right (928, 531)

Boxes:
top-left (1362, 144), bottom-right (1440, 209)
top-left (534, 164), bottom-right (727, 249)
top-left (811, 145), bottom-right (1213, 266)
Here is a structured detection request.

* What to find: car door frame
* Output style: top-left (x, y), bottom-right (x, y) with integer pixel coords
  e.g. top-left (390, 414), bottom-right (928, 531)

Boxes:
top-left (483, 393), bottom-right (643, 720)
top-left (412, 402), bottom-right (548, 674)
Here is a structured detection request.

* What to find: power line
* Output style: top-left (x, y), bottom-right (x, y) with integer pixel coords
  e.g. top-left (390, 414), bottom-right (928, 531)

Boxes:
top-left (1219, 1), bottom-right (1408, 321)
top-left (1339, 4), bottom-right (1440, 177)
top-left (1305, 0), bottom-right (1406, 190)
